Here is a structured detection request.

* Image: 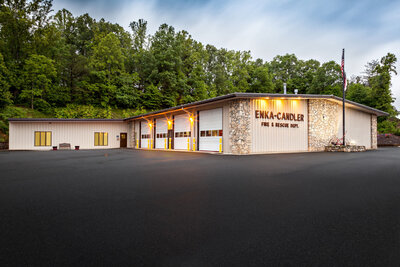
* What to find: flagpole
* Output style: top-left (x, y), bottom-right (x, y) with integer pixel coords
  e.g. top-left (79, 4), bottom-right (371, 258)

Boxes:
top-left (342, 48), bottom-right (346, 146)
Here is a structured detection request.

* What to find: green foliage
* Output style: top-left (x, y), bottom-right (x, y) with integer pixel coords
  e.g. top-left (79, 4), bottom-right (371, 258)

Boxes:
top-left (0, 105), bottom-right (49, 141)
top-left (378, 119), bottom-right (400, 135)
top-left (308, 61), bottom-right (342, 96)
top-left (19, 54), bottom-right (57, 110)
top-left (368, 53), bottom-right (397, 116)
top-left (346, 83), bottom-right (372, 106)
top-left (121, 108), bottom-right (148, 118)
top-left (54, 104), bottom-right (112, 119)
top-left (0, 53), bottom-right (12, 108)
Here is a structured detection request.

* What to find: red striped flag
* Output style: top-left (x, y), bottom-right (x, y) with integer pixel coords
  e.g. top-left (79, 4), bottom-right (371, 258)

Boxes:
top-left (341, 49), bottom-right (347, 90)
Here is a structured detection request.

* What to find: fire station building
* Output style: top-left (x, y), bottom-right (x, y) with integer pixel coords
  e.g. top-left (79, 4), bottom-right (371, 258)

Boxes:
top-left (9, 93), bottom-right (387, 154)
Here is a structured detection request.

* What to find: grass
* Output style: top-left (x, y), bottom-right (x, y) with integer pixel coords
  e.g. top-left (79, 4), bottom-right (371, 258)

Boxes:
top-left (0, 106), bottom-right (50, 142)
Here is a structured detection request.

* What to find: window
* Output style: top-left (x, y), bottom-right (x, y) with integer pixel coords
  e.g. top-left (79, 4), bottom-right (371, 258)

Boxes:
top-left (95, 132), bottom-right (108, 146)
top-left (141, 134), bottom-right (150, 139)
top-left (174, 131), bottom-right (191, 138)
top-left (34, 131), bottom-right (51, 146)
top-left (199, 130), bottom-right (223, 137)
top-left (157, 133), bottom-right (167, 138)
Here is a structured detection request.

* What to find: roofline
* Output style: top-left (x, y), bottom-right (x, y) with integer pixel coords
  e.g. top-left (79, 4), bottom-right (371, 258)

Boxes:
top-left (124, 93), bottom-right (389, 120)
top-left (8, 118), bottom-right (125, 122)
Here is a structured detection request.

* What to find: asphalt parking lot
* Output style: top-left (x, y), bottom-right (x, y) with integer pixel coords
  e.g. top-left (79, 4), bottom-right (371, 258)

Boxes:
top-left (1, 148), bottom-right (400, 266)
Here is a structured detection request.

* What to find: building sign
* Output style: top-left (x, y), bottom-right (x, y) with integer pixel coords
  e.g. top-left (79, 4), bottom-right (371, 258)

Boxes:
top-left (255, 110), bottom-right (305, 128)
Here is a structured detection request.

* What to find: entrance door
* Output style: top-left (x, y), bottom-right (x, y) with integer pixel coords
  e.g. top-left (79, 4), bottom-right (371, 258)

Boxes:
top-left (120, 133), bottom-right (127, 148)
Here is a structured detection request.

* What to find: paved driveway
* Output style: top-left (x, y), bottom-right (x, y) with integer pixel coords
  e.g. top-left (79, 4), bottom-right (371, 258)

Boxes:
top-left (1, 148), bottom-right (400, 266)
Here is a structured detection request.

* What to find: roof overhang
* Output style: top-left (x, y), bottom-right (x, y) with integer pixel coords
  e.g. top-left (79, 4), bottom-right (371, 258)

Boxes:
top-left (124, 93), bottom-right (388, 121)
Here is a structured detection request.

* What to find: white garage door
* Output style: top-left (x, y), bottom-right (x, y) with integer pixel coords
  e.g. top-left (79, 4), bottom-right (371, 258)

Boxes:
top-left (140, 121), bottom-right (151, 148)
top-left (156, 118), bottom-right (168, 149)
top-left (199, 108), bottom-right (223, 151)
top-left (174, 114), bottom-right (191, 150)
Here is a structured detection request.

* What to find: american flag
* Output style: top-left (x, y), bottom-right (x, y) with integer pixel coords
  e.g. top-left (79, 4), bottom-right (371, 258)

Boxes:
top-left (341, 49), bottom-right (347, 90)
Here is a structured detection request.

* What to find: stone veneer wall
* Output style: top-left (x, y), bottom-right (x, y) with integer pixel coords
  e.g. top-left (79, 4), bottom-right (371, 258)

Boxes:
top-left (229, 99), bottom-right (251, 154)
top-left (308, 99), bottom-right (340, 151)
top-left (128, 122), bottom-right (135, 148)
top-left (371, 115), bottom-right (377, 149)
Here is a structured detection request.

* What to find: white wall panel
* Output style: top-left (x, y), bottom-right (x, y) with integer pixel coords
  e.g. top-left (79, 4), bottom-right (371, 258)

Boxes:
top-left (337, 107), bottom-right (371, 148)
top-left (9, 121), bottom-right (128, 150)
top-left (251, 99), bottom-right (308, 153)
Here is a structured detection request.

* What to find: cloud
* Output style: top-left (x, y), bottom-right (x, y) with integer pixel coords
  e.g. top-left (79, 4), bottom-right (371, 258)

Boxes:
top-left (53, 0), bottom-right (400, 109)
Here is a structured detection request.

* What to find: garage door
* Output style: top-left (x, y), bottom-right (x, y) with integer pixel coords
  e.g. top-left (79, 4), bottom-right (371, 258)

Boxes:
top-left (174, 114), bottom-right (191, 150)
top-left (155, 118), bottom-right (168, 149)
top-left (199, 108), bottom-right (223, 151)
top-left (140, 121), bottom-right (151, 148)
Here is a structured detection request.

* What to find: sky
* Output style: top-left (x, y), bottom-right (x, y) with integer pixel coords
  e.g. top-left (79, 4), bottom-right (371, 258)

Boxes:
top-left (53, 0), bottom-right (400, 110)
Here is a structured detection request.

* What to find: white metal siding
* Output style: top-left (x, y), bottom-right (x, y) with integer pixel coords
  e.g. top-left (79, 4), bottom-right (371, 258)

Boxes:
top-left (251, 99), bottom-right (308, 153)
top-left (199, 108), bottom-right (223, 151)
top-left (155, 118), bottom-right (168, 149)
top-left (9, 121), bottom-right (128, 150)
top-left (337, 107), bottom-right (371, 148)
top-left (174, 114), bottom-right (191, 150)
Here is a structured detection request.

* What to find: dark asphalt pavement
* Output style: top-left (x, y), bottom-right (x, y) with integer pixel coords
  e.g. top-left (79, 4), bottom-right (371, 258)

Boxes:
top-left (1, 148), bottom-right (400, 266)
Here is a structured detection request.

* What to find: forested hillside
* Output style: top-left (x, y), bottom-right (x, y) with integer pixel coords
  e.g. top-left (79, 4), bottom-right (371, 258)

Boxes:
top-left (0, 0), bottom-right (399, 142)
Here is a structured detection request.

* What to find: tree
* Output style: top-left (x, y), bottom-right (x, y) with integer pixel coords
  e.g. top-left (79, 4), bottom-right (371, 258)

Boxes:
top-left (269, 54), bottom-right (299, 93)
top-left (90, 32), bottom-right (125, 77)
top-left (0, 53), bottom-right (12, 108)
top-left (130, 19), bottom-right (148, 52)
top-left (115, 73), bottom-right (140, 108)
top-left (247, 59), bottom-right (274, 93)
top-left (368, 53), bottom-right (397, 116)
top-left (141, 84), bottom-right (163, 110)
top-left (346, 83), bottom-right (371, 106)
top-left (19, 54), bottom-right (56, 109)
top-left (149, 24), bottom-right (182, 107)
top-left (88, 32), bottom-right (126, 106)
top-left (308, 61), bottom-right (342, 96)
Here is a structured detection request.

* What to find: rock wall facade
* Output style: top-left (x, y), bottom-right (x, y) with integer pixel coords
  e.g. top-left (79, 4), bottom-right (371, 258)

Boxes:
top-left (128, 122), bottom-right (135, 148)
top-left (308, 99), bottom-right (340, 151)
top-left (371, 115), bottom-right (377, 149)
top-left (229, 99), bottom-right (251, 154)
